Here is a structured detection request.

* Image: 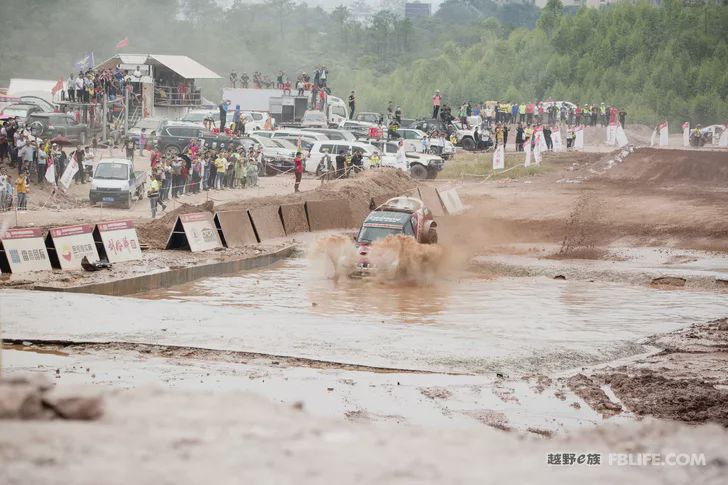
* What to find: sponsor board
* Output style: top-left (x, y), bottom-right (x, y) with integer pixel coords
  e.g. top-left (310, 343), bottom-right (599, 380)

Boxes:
top-left (492, 145), bottom-right (505, 170)
top-left (438, 188), bottom-right (465, 215)
top-left (0, 227), bottom-right (52, 273)
top-left (94, 220), bottom-right (142, 263)
top-left (46, 224), bottom-right (99, 270)
top-left (166, 212), bottom-right (222, 252)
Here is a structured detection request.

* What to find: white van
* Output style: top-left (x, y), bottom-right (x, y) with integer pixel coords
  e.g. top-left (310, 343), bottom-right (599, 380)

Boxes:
top-left (305, 140), bottom-right (377, 173)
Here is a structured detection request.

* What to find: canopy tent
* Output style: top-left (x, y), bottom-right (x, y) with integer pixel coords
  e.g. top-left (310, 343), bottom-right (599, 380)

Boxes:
top-left (95, 54), bottom-right (221, 79)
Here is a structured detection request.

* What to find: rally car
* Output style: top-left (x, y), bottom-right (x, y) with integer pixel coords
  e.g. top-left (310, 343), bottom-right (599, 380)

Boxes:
top-left (354, 196), bottom-right (438, 275)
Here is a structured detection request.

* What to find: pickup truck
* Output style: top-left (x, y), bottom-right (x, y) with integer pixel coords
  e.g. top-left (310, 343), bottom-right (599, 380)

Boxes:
top-left (89, 158), bottom-right (147, 209)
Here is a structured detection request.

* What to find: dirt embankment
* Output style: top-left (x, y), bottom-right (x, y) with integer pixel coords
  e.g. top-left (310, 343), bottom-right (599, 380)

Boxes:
top-left (137, 169), bottom-right (417, 249)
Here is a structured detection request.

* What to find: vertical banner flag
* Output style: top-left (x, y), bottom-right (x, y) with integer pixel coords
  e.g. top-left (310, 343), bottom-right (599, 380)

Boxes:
top-left (650, 128), bottom-right (656, 146)
top-left (615, 124), bottom-right (629, 148)
top-left (719, 125), bottom-right (728, 148)
top-left (51, 78), bottom-right (64, 96)
top-left (60, 160), bottom-right (79, 188)
top-left (534, 126), bottom-right (547, 152)
top-left (574, 125), bottom-right (584, 150)
top-left (659, 121), bottom-right (669, 146)
top-left (552, 126), bottom-right (563, 152)
top-left (524, 137), bottom-right (532, 167)
top-left (533, 135), bottom-right (543, 165)
top-left (492, 145), bottom-right (505, 170)
top-left (115, 37), bottom-right (129, 49)
top-left (45, 156), bottom-right (56, 185)
top-left (606, 123), bottom-right (617, 146)
top-left (682, 122), bottom-right (690, 147)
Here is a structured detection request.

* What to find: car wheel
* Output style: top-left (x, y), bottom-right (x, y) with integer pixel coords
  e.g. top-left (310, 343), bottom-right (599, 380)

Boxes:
top-left (427, 228), bottom-right (438, 244)
top-left (29, 121), bottom-right (45, 137)
top-left (426, 168), bottom-right (438, 180)
top-left (461, 137), bottom-right (475, 151)
top-left (165, 145), bottom-right (181, 156)
top-left (410, 163), bottom-right (428, 180)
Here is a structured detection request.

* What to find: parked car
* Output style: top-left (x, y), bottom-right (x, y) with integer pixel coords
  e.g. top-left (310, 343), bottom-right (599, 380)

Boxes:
top-left (239, 135), bottom-right (297, 176)
top-left (301, 110), bottom-right (328, 128)
top-left (181, 109), bottom-right (258, 132)
top-left (153, 121), bottom-right (234, 155)
top-left (701, 125), bottom-right (726, 145)
top-left (128, 117), bottom-right (166, 145)
top-left (27, 112), bottom-right (89, 143)
top-left (305, 140), bottom-right (377, 174)
top-left (396, 128), bottom-right (456, 159)
top-left (300, 128), bottom-right (357, 141)
top-left (338, 120), bottom-right (377, 139)
top-left (355, 112), bottom-right (382, 125)
top-left (1, 103), bottom-right (44, 125)
top-left (367, 140), bottom-right (444, 179)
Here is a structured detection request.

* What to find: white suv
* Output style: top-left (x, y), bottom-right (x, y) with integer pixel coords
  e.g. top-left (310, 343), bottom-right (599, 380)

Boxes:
top-left (305, 140), bottom-right (376, 173)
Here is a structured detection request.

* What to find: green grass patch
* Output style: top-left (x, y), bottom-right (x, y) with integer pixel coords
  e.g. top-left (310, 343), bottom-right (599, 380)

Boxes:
top-left (440, 151), bottom-right (548, 180)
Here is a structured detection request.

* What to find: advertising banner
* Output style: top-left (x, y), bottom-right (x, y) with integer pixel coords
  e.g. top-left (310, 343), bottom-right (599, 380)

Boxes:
top-left (0, 228), bottom-right (52, 273)
top-left (95, 220), bottom-right (142, 263)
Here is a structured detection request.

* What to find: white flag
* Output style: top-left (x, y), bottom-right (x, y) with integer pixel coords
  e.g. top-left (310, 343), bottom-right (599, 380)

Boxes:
top-left (533, 137), bottom-right (542, 165)
top-left (606, 124), bottom-right (617, 146)
top-left (524, 138), bottom-right (532, 167)
top-left (574, 126), bottom-right (584, 150)
top-left (616, 124), bottom-right (629, 148)
top-left (492, 145), bottom-right (505, 170)
top-left (650, 129), bottom-right (656, 146)
top-left (537, 128), bottom-right (547, 152)
top-left (60, 160), bottom-right (79, 189)
top-left (682, 122), bottom-right (690, 147)
top-left (719, 125), bottom-right (728, 147)
top-left (45, 157), bottom-right (56, 185)
top-left (659, 121), bottom-right (669, 146)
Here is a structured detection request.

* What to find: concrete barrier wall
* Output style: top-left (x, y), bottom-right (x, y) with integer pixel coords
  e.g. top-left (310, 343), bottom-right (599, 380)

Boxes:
top-left (35, 245), bottom-right (296, 297)
top-left (215, 210), bottom-right (259, 247)
top-left (417, 186), bottom-right (446, 217)
top-left (249, 206), bottom-right (286, 241)
top-left (279, 203), bottom-right (310, 235)
top-left (305, 199), bottom-right (354, 231)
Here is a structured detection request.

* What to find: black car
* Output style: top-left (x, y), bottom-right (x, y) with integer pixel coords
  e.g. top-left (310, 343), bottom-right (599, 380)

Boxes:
top-left (27, 112), bottom-right (90, 143)
top-left (153, 122), bottom-right (235, 155)
top-left (406, 118), bottom-right (454, 135)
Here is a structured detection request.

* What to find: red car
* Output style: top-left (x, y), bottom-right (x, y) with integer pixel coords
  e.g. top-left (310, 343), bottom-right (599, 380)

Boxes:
top-left (354, 196), bottom-right (438, 275)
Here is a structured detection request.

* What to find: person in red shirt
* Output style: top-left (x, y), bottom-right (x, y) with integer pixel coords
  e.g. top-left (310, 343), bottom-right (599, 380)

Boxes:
top-left (526, 102), bottom-right (535, 125)
top-left (293, 151), bottom-right (303, 193)
top-left (150, 148), bottom-right (162, 169)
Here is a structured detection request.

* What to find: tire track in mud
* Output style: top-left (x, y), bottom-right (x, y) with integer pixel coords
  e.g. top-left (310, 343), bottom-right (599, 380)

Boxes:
top-left (2, 339), bottom-right (467, 375)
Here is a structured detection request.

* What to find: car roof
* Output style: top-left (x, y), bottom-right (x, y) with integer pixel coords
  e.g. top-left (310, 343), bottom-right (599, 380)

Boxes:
top-left (27, 112), bottom-right (66, 118)
top-left (5, 103), bottom-right (38, 109)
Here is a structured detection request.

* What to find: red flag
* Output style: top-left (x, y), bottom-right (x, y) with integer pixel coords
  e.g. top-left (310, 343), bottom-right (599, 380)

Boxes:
top-left (115, 37), bottom-right (129, 49)
top-left (51, 78), bottom-right (64, 96)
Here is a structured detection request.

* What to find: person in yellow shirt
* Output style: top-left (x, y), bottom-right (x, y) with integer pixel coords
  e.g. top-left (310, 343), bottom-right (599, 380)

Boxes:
top-left (369, 151), bottom-right (381, 169)
top-left (214, 152), bottom-right (226, 189)
top-left (15, 170), bottom-right (28, 210)
top-left (147, 176), bottom-right (166, 218)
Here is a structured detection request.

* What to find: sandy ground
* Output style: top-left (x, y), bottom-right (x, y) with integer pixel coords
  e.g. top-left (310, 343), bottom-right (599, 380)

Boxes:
top-left (1, 384), bottom-right (727, 485)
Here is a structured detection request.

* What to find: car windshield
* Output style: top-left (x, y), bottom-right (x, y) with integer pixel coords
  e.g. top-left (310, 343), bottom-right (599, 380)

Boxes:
top-left (305, 112), bottom-right (326, 120)
top-left (182, 113), bottom-right (208, 122)
top-left (272, 139), bottom-right (296, 149)
top-left (94, 162), bottom-right (128, 180)
top-left (3, 107), bottom-right (31, 116)
top-left (357, 225), bottom-right (403, 243)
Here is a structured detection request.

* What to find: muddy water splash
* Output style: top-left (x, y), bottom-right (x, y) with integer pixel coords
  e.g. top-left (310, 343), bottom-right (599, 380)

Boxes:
top-left (311, 234), bottom-right (451, 284)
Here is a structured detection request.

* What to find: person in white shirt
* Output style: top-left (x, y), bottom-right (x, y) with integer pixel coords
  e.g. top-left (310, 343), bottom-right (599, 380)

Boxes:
top-left (74, 74), bottom-right (84, 102)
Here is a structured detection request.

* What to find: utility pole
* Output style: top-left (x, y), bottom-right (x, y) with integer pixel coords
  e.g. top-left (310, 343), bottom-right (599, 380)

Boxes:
top-left (124, 87), bottom-right (129, 136)
top-left (102, 94), bottom-right (107, 142)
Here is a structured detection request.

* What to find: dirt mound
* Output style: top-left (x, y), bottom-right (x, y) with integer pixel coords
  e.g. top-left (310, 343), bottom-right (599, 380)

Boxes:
top-left (604, 370), bottom-right (728, 426)
top-left (137, 201), bottom-right (215, 249)
top-left (601, 148), bottom-right (728, 187)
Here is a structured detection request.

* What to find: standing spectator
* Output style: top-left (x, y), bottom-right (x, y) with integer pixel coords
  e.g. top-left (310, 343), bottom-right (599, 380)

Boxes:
top-left (335, 149), bottom-right (346, 178)
top-left (214, 152), bottom-right (226, 189)
top-left (544, 126), bottom-right (553, 151)
top-left (515, 123), bottom-right (524, 152)
top-left (147, 176), bottom-right (166, 218)
top-left (293, 151), bottom-right (303, 192)
top-left (432, 90), bottom-right (441, 119)
top-left (16, 170), bottom-right (28, 210)
top-left (191, 156), bottom-right (202, 193)
top-left (348, 91), bottom-right (356, 119)
top-left (296, 79), bottom-right (304, 96)
top-left (171, 157), bottom-right (183, 197)
top-left (229, 70), bottom-right (238, 88)
top-left (219, 99), bottom-right (230, 131)
top-left (72, 145), bottom-right (87, 184)
top-left (526, 102), bottom-right (535, 125)
top-left (37, 145), bottom-right (48, 183)
top-left (139, 129), bottom-right (147, 157)
top-left (233, 105), bottom-right (242, 134)
top-left (74, 73), bottom-right (84, 103)
top-left (240, 72), bottom-right (249, 88)
top-left (618, 109), bottom-right (627, 128)
top-left (124, 136), bottom-right (135, 162)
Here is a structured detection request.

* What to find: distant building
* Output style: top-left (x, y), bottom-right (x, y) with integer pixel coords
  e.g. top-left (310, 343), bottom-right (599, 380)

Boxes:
top-left (405, 2), bottom-right (431, 20)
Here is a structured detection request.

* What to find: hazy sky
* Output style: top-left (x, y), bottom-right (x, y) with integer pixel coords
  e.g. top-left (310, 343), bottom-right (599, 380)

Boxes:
top-left (214, 0), bottom-right (445, 13)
